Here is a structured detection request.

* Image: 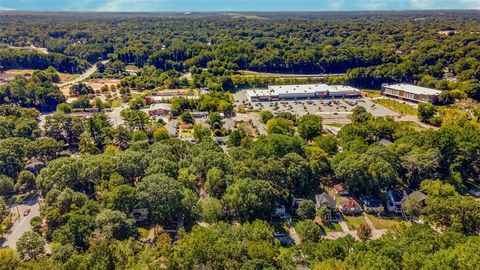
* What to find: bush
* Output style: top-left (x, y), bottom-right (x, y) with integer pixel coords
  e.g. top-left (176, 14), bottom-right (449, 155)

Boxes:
top-left (357, 222), bottom-right (372, 242)
top-left (56, 103), bottom-right (72, 113)
top-left (153, 126), bottom-right (169, 141)
top-left (30, 216), bottom-right (42, 229)
top-left (132, 130), bottom-right (148, 142)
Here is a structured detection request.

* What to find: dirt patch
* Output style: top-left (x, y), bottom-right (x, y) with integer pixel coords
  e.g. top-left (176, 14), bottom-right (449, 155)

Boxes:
top-left (237, 121), bottom-right (257, 138)
top-left (86, 79), bottom-right (121, 91)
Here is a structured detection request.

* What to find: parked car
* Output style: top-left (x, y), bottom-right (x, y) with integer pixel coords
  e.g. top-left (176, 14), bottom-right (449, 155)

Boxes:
top-left (23, 208), bottom-right (31, 216)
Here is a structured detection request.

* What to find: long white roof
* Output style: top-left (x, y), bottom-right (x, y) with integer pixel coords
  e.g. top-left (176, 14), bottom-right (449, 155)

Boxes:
top-left (246, 84), bottom-right (358, 97)
top-left (385, 84), bottom-right (442, 96)
top-left (268, 84), bottom-right (330, 95)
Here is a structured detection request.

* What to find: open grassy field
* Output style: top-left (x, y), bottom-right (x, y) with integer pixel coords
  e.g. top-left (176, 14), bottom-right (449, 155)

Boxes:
top-left (375, 99), bottom-right (417, 115)
top-left (343, 215), bottom-right (366, 230)
top-left (362, 90), bottom-right (382, 98)
top-left (366, 214), bottom-right (410, 230)
top-left (5, 69), bottom-right (79, 82)
top-left (323, 221), bottom-right (343, 232)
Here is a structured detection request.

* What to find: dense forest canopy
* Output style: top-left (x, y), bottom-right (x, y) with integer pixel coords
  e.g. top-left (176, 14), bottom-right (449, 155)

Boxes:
top-left (1, 11), bottom-right (479, 90)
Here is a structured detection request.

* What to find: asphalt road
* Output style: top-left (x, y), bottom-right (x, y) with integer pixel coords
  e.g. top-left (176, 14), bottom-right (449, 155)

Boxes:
top-left (58, 60), bottom-right (110, 88)
top-left (1, 195), bottom-right (40, 250)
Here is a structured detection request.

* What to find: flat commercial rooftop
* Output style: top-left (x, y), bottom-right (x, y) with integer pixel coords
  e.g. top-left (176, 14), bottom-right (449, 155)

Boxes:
top-left (384, 84), bottom-right (442, 96)
top-left (150, 103), bottom-right (171, 110)
top-left (246, 84), bottom-right (359, 98)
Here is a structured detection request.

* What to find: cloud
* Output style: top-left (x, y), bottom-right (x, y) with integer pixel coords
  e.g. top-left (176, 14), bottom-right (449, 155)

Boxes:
top-left (96, 0), bottom-right (166, 11)
top-left (0, 6), bottom-right (15, 10)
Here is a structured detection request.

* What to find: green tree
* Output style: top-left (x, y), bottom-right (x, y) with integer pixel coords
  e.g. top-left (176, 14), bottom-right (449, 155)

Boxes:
top-left (298, 114), bottom-right (323, 141)
top-left (266, 117), bottom-right (294, 135)
top-left (137, 174), bottom-right (183, 224)
top-left (402, 192), bottom-right (424, 220)
top-left (417, 103), bottom-right (437, 123)
top-left (30, 137), bottom-right (64, 163)
top-left (208, 112), bottom-right (222, 130)
top-left (298, 200), bottom-right (316, 220)
top-left (351, 106), bottom-right (372, 124)
top-left (71, 95), bottom-right (91, 111)
top-left (16, 171), bottom-right (36, 194)
top-left (153, 126), bottom-right (169, 141)
top-left (260, 111), bottom-right (274, 124)
top-left (227, 129), bottom-right (245, 147)
top-left (205, 167), bottom-right (228, 199)
top-left (107, 184), bottom-right (138, 214)
top-left (94, 209), bottom-right (135, 241)
top-left (198, 197), bottom-right (224, 223)
top-left (223, 179), bottom-right (275, 221)
top-left (69, 82), bottom-right (94, 96)
top-left (0, 175), bottom-right (14, 196)
top-left (357, 222), bottom-right (372, 242)
top-left (315, 135), bottom-right (338, 155)
top-left (16, 231), bottom-right (45, 261)
top-left (295, 220), bottom-right (322, 243)
top-left (180, 111), bottom-right (195, 124)
top-left (0, 249), bottom-right (20, 270)
top-left (56, 103), bottom-right (72, 113)
top-left (193, 125), bottom-right (211, 141)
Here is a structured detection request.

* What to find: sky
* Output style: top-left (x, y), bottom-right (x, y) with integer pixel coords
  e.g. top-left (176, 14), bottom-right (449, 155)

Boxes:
top-left (0, 0), bottom-right (480, 12)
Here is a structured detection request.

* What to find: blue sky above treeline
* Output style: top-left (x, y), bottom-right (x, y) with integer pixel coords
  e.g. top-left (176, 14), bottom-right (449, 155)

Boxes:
top-left (1, 0), bottom-right (479, 12)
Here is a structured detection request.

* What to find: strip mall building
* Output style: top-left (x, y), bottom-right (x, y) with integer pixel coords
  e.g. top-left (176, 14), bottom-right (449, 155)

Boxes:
top-left (246, 84), bottom-right (361, 102)
top-left (381, 84), bottom-right (442, 104)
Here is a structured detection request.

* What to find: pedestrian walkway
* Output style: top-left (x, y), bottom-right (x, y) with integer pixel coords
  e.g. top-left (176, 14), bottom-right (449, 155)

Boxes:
top-left (336, 213), bottom-right (350, 232)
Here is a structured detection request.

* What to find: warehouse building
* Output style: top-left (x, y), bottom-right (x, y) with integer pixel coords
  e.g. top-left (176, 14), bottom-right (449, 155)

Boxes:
top-left (381, 84), bottom-right (442, 104)
top-left (246, 84), bottom-right (360, 102)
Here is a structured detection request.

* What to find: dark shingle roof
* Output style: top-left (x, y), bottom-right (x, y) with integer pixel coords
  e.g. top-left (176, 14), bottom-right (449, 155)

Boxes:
top-left (315, 192), bottom-right (336, 208)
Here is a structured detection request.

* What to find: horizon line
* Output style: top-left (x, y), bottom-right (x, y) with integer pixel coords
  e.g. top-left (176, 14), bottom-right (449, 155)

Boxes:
top-left (1, 9), bottom-right (480, 13)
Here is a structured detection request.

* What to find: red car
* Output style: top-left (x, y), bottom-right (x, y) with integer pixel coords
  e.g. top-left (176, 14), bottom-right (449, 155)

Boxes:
top-left (23, 208), bottom-right (31, 216)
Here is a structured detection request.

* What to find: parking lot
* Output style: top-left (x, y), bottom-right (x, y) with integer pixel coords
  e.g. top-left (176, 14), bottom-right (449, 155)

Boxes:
top-left (233, 90), bottom-right (399, 119)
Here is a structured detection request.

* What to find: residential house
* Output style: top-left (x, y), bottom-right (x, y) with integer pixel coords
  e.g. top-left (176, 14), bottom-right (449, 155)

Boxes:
top-left (315, 192), bottom-right (337, 221)
top-left (333, 183), bottom-right (349, 196)
top-left (339, 199), bottom-right (362, 216)
top-left (360, 196), bottom-right (385, 214)
top-left (386, 190), bottom-right (405, 213)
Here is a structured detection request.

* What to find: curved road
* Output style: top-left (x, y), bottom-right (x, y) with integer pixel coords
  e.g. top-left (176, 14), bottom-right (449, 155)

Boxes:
top-left (58, 60), bottom-right (110, 88)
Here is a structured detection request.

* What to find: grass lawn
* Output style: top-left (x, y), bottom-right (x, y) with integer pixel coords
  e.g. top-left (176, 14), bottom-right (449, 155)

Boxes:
top-left (111, 99), bottom-right (123, 108)
top-left (366, 214), bottom-right (409, 230)
top-left (400, 121), bottom-right (427, 131)
top-left (362, 90), bottom-right (382, 98)
top-left (180, 131), bottom-right (193, 137)
top-left (375, 99), bottom-right (417, 115)
top-left (323, 221), bottom-right (343, 232)
top-left (325, 123), bottom-right (344, 128)
top-left (343, 215), bottom-right (366, 230)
